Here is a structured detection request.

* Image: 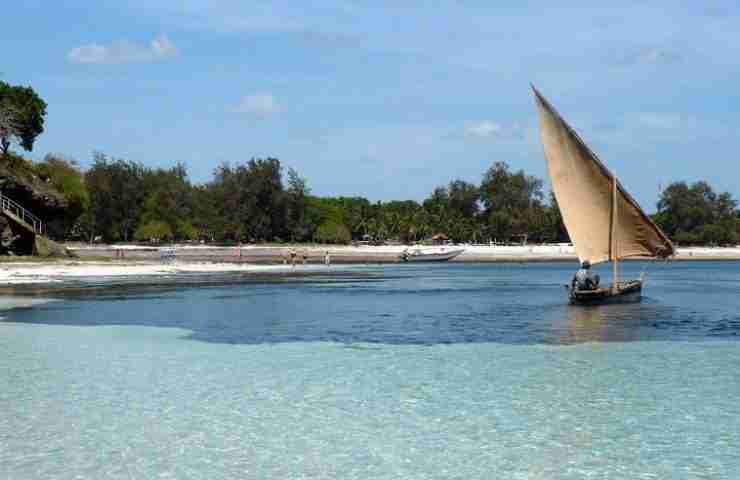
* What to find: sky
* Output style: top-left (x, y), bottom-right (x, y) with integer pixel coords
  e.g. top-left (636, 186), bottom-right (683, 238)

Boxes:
top-left (4, 1), bottom-right (740, 210)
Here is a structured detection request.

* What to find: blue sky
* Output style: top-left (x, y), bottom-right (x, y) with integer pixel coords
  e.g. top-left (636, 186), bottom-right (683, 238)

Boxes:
top-left (4, 1), bottom-right (740, 209)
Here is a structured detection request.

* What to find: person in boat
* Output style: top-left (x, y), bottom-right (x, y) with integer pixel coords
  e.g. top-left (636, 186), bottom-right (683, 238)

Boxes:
top-left (573, 260), bottom-right (600, 291)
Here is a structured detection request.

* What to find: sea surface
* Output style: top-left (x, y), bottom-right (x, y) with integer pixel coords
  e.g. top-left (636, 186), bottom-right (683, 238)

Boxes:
top-left (1, 261), bottom-right (740, 479)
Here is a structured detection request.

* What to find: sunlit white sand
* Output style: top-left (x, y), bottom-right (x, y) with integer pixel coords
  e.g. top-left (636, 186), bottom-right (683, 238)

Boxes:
top-left (0, 262), bottom-right (309, 284)
top-left (69, 243), bottom-right (740, 260)
top-left (3, 243), bottom-right (740, 285)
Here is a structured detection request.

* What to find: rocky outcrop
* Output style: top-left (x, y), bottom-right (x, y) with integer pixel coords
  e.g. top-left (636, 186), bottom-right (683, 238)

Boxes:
top-left (0, 162), bottom-right (67, 223)
top-left (33, 235), bottom-right (74, 258)
top-left (0, 213), bottom-right (74, 257)
top-left (0, 158), bottom-right (70, 256)
top-left (0, 215), bottom-right (33, 255)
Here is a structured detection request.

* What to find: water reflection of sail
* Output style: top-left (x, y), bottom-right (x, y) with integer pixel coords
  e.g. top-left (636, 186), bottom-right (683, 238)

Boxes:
top-left (563, 307), bottom-right (608, 343)
top-left (562, 305), bottom-right (648, 343)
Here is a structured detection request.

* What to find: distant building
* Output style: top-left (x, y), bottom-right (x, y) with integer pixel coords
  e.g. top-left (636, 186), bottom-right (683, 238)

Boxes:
top-left (431, 233), bottom-right (449, 245)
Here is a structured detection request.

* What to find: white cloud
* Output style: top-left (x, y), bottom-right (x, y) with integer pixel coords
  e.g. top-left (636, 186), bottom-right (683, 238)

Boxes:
top-left (638, 48), bottom-right (679, 64)
top-left (593, 112), bottom-right (709, 147)
top-left (637, 112), bottom-right (684, 130)
top-left (226, 94), bottom-right (281, 116)
top-left (465, 121), bottom-right (502, 138)
top-left (620, 47), bottom-right (682, 66)
top-left (464, 121), bottom-right (524, 140)
top-left (67, 34), bottom-right (178, 64)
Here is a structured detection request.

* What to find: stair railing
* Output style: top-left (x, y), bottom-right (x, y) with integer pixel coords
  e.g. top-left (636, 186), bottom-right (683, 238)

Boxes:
top-left (0, 191), bottom-right (45, 235)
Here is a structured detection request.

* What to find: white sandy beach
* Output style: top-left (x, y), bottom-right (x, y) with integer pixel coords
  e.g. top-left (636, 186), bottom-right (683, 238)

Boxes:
top-left (68, 242), bottom-right (740, 261)
top-left (0, 244), bottom-right (737, 285)
top-left (0, 261), bottom-right (303, 285)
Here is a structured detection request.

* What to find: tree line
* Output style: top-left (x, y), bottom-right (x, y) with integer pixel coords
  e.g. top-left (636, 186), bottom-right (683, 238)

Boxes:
top-left (40, 153), bottom-right (567, 245)
top-left (653, 181), bottom-right (740, 245)
top-left (2, 80), bottom-right (739, 246)
top-left (33, 152), bottom-right (740, 246)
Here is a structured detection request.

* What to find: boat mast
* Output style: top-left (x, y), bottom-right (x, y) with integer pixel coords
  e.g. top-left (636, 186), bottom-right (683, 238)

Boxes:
top-left (611, 175), bottom-right (619, 291)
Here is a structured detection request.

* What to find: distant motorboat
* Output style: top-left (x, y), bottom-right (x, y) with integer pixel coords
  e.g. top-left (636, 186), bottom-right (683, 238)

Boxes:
top-left (400, 246), bottom-right (465, 262)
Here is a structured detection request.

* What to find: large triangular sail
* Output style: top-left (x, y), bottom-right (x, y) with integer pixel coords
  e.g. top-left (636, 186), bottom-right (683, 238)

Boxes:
top-left (532, 86), bottom-right (674, 265)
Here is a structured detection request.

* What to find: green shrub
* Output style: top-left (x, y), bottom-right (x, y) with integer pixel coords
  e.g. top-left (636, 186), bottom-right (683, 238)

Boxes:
top-left (315, 221), bottom-right (351, 244)
top-left (134, 221), bottom-right (173, 242)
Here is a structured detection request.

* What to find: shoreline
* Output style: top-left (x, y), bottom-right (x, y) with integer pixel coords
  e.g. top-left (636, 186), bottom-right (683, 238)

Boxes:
top-left (0, 244), bottom-right (736, 286)
top-left (64, 243), bottom-right (740, 263)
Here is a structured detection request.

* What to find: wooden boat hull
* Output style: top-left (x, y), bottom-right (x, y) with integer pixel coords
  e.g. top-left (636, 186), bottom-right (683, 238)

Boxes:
top-left (400, 248), bottom-right (465, 262)
top-left (569, 280), bottom-right (642, 305)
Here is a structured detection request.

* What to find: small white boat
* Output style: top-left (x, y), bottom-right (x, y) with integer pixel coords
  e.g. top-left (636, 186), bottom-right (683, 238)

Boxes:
top-left (400, 246), bottom-right (465, 262)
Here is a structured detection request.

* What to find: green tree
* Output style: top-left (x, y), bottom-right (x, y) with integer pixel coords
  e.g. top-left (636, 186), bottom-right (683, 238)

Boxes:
top-left (700, 219), bottom-right (739, 246)
top-left (210, 158), bottom-right (287, 242)
top-left (74, 209), bottom-right (99, 244)
top-left (0, 81), bottom-right (47, 155)
top-left (175, 220), bottom-right (199, 240)
top-left (286, 167), bottom-right (311, 241)
top-left (134, 220), bottom-right (173, 242)
top-left (655, 181), bottom-right (738, 244)
top-left (480, 161), bottom-right (544, 242)
top-left (480, 161), bottom-right (543, 214)
top-left (446, 179), bottom-right (480, 218)
top-left (36, 154), bottom-right (89, 238)
top-left (303, 197), bottom-right (345, 240)
top-left (544, 191), bottom-right (569, 243)
top-left (315, 220), bottom-right (351, 244)
top-left (191, 184), bottom-right (222, 242)
top-left (84, 152), bottom-right (147, 242)
top-left (421, 179), bottom-right (480, 242)
top-left (139, 163), bottom-right (195, 240)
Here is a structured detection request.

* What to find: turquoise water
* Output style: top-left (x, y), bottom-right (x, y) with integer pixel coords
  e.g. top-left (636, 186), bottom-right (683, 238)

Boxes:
top-left (2, 262), bottom-right (740, 478)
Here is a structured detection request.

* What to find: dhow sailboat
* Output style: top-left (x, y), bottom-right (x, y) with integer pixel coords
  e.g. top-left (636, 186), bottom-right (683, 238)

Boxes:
top-left (532, 86), bottom-right (674, 305)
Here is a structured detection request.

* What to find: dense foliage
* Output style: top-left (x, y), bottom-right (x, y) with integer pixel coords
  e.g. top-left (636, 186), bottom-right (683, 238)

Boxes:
top-left (0, 80), bottom-right (736, 246)
top-left (653, 181), bottom-right (740, 245)
top-left (9, 149), bottom-right (732, 246)
top-left (28, 154), bottom-right (570, 245)
top-left (36, 154), bottom-right (89, 237)
top-left (0, 150), bottom-right (734, 246)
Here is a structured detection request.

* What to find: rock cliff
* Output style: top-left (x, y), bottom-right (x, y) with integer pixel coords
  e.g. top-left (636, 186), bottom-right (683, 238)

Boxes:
top-left (0, 159), bottom-right (69, 256)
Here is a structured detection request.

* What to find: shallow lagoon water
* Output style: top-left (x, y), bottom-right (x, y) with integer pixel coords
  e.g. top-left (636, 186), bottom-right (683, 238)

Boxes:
top-left (2, 262), bottom-right (740, 478)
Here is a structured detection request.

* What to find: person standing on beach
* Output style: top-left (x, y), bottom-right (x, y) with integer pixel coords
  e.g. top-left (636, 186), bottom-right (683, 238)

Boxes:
top-left (302, 250), bottom-right (308, 265)
top-left (289, 248), bottom-right (297, 267)
top-left (324, 250), bottom-right (331, 266)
